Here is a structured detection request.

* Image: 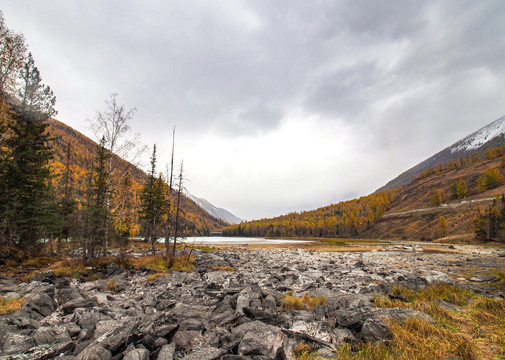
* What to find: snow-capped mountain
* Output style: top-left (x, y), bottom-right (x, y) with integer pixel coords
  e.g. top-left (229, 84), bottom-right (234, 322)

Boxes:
top-left (378, 115), bottom-right (505, 192)
top-left (186, 193), bottom-right (243, 224)
top-left (450, 116), bottom-right (505, 153)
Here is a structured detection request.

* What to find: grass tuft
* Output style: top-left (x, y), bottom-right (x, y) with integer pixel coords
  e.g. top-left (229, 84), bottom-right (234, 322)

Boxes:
top-left (104, 279), bottom-right (118, 292)
top-left (370, 283), bottom-right (505, 359)
top-left (211, 266), bottom-right (234, 271)
top-left (281, 292), bottom-right (327, 311)
top-left (146, 273), bottom-right (166, 282)
top-left (0, 297), bottom-right (24, 315)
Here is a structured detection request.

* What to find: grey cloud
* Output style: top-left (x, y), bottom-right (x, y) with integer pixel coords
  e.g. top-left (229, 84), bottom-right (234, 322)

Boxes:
top-left (3, 0), bottom-right (505, 219)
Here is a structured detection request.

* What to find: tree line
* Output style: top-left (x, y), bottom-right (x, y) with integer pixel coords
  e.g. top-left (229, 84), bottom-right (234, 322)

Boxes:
top-left (0, 12), bottom-right (224, 264)
top-left (223, 189), bottom-right (399, 238)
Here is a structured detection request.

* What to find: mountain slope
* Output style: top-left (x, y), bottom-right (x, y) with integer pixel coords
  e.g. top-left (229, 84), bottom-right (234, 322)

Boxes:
top-left (377, 115), bottom-right (505, 192)
top-left (366, 154), bottom-right (505, 241)
top-left (187, 194), bottom-right (242, 224)
top-left (47, 118), bottom-right (227, 234)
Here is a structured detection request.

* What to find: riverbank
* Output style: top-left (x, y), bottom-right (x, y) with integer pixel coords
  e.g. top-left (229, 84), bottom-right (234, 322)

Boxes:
top-left (0, 245), bottom-right (504, 359)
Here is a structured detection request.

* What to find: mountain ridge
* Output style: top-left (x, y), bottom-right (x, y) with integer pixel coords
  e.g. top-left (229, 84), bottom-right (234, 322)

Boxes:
top-left (46, 117), bottom-right (228, 235)
top-left (376, 115), bottom-right (505, 192)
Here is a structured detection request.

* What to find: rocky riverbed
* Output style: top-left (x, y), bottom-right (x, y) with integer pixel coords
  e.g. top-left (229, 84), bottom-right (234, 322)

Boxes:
top-left (0, 245), bottom-right (504, 360)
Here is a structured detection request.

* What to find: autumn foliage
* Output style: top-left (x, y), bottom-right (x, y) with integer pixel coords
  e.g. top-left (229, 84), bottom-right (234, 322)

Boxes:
top-left (223, 189), bottom-right (399, 238)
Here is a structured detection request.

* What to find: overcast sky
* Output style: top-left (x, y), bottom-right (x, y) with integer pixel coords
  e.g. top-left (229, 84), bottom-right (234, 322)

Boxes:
top-left (2, 1), bottom-right (505, 220)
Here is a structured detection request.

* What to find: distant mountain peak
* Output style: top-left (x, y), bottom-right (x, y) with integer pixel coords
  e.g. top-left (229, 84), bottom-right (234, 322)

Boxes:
top-left (450, 115), bottom-right (505, 153)
top-left (186, 193), bottom-right (243, 224)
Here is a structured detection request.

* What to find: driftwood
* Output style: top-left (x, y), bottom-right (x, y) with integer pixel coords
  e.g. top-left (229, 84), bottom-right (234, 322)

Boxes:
top-left (281, 328), bottom-right (336, 351)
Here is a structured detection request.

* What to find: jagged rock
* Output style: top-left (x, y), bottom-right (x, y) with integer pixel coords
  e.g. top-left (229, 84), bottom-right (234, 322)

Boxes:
top-left (333, 294), bottom-right (375, 310)
top-left (153, 324), bottom-right (179, 339)
top-left (171, 330), bottom-right (203, 351)
top-left (62, 297), bottom-right (96, 315)
top-left (335, 307), bottom-right (433, 331)
top-left (242, 307), bottom-right (289, 327)
top-left (106, 263), bottom-right (127, 277)
top-left (6, 311), bottom-right (40, 330)
top-left (330, 328), bottom-right (356, 346)
top-left (182, 347), bottom-right (221, 360)
top-left (124, 348), bottom-right (150, 360)
top-left (232, 321), bottom-right (284, 357)
top-left (0, 333), bottom-right (36, 355)
top-left (56, 287), bottom-right (83, 306)
top-left (22, 292), bottom-right (56, 320)
top-left (93, 320), bottom-right (139, 353)
top-left (317, 348), bottom-right (336, 358)
top-left (23, 281), bottom-right (55, 298)
top-left (0, 277), bottom-right (18, 294)
top-left (33, 325), bottom-right (72, 345)
top-left (203, 327), bottom-right (232, 348)
top-left (236, 286), bottom-right (263, 314)
top-left (421, 271), bottom-right (450, 284)
top-left (1, 247), bottom-right (501, 360)
top-left (360, 318), bottom-right (392, 342)
top-left (157, 343), bottom-right (176, 360)
top-left (75, 344), bottom-right (111, 360)
top-left (31, 270), bottom-right (56, 284)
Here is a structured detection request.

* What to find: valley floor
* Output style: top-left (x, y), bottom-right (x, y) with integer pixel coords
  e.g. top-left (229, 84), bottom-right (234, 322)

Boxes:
top-left (0, 244), bottom-right (504, 359)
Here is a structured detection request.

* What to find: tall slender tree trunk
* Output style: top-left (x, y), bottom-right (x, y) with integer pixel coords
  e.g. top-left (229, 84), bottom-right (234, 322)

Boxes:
top-left (169, 161), bottom-right (183, 268)
top-left (165, 127), bottom-right (175, 260)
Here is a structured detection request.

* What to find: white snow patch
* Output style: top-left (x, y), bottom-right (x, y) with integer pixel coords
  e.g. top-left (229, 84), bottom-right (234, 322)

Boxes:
top-left (451, 116), bottom-right (505, 153)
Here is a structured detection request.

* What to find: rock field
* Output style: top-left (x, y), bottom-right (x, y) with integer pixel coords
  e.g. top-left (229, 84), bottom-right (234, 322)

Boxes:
top-left (0, 244), bottom-right (504, 360)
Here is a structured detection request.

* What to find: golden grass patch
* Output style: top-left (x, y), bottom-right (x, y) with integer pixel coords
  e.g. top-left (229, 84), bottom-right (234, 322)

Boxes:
top-left (280, 291), bottom-right (327, 311)
top-left (368, 284), bottom-right (505, 359)
top-left (0, 297), bottom-right (24, 315)
top-left (105, 279), bottom-right (118, 292)
top-left (211, 266), bottom-right (234, 271)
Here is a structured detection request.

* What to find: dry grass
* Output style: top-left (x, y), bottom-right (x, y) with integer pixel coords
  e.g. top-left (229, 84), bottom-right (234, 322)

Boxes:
top-left (126, 253), bottom-right (195, 273)
top-left (146, 273), bottom-right (166, 282)
top-left (104, 279), bottom-right (118, 292)
top-left (367, 284), bottom-right (505, 359)
top-left (280, 291), bottom-right (328, 311)
top-left (0, 297), bottom-right (24, 315)
top-left (211, 266), bottom-right (234, 271)
top-left (47, 259), bottom-right (90, 279)
top-left (294, 343), bottom-right (313, 356)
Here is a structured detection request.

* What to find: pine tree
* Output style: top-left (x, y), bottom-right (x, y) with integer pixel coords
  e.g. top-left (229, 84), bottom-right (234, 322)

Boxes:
top-left (86, 137), bottom-right (111, 260)
top-left (0, 109), bottom-right (53, 250)
top-left (58, 142), bottom-right (77, 251)
top-left (139, 145), bottom-right (166, 254)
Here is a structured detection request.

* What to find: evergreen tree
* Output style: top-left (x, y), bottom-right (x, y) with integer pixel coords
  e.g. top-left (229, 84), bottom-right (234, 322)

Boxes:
top-left (85, 137), bottom-right (111, 260)
top-left (0, 109), bottom-right (53, 250)
top-left (58, 142), bottom-right (77, 249)
top-left (139, 145), bottom-right (166, 254)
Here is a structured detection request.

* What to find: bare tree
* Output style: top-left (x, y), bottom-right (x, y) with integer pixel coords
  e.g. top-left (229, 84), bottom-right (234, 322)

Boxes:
top-left (0, 11), bottom-right (26, 97)
top-left (164, 126), bottom-right (175, 259)
top-left (88, 93), bottom-right (146, 253)
top-left (168, 161), bottom-right (184, 269)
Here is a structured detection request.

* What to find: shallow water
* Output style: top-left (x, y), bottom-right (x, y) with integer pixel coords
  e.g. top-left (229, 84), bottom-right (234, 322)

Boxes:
top-left (161, 236), bottom-right (313, 245)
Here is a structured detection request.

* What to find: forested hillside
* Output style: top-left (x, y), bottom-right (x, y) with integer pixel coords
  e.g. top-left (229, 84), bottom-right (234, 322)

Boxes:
top-left (0, 13), bottom-right (225, 262)
top-left (47, 118), bottom-right (227, 237)
top-left (223, 190), bottom-right (399, 238)
top-left (225, 145), bottom-right (505, 243)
